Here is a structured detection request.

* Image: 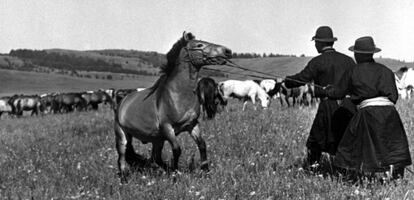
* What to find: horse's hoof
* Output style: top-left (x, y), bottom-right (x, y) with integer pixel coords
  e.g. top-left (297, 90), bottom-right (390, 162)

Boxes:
top-left (118, 172), bottom-right (129, 184)
top-left (200, 161), bottom-right (209, 171)
top-left (120, 176), bottom-right (128, 184)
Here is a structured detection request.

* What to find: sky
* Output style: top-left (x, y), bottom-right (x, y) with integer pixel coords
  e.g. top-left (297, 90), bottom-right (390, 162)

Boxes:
top-left (1, 0), bottom-right (413, 62)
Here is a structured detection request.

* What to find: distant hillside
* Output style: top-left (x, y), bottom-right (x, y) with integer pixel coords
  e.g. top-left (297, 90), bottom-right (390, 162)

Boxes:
top-left (1, 49), bottom-right (164, 76)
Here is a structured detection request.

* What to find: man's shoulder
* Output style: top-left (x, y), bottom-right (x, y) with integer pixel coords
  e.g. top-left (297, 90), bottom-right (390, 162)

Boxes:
top-left (310, 50), bottom-right (354, 63)
top-left (374, 62), bottom-right (393, 73)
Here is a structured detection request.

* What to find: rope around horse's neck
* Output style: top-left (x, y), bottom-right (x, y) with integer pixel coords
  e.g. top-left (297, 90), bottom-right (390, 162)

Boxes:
top-left (224, 59), bottom-right (325, 89)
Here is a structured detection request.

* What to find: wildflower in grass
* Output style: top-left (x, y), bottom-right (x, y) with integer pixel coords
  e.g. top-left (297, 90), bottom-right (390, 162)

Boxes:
top-left (147, 180), bottom-right (155, 186)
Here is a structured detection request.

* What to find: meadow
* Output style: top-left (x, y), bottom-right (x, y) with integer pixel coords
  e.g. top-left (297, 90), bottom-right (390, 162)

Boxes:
top-left (1, 56), bottom-right (414, 199)
top-left (0, 69), bottom-right (157, 96)
top-left (1, 99), bottom-right (413, 199)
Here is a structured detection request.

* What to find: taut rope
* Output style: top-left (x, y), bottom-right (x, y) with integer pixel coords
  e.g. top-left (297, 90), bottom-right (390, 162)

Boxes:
top-left (224, 59), bottom-right (325, 89)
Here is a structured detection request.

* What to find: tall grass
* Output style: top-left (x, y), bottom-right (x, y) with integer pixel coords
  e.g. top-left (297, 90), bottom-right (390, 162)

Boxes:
top-left (0, 100), bottom-right (413, 199)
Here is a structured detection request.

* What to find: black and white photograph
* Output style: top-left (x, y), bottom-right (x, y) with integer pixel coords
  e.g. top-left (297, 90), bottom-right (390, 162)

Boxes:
top-left (1, 0), bottom-right (414, 199)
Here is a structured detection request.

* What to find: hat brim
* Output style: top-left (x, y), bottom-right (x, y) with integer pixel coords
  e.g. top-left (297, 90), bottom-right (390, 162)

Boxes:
top-left (311, 37), bottom-right (337, 42)
top-left (348, 46), bottom-right (381, 53)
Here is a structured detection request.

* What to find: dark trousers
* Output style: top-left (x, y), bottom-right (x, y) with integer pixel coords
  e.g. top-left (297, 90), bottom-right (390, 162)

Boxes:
top-left (306, 99), bottom-right (355, 165)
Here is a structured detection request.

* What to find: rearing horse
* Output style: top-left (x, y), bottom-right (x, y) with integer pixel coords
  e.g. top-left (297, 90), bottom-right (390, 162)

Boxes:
top-left (114, 32), bottom-right (231, 182)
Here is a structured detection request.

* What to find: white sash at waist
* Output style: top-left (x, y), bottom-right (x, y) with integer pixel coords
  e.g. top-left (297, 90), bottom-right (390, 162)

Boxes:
top-left (357, 96), bottom-right (394, 110)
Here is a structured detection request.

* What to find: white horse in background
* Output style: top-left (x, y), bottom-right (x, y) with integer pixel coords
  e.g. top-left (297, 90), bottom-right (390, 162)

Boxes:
top-left (218, 80), bottom-right (270, 111)
top-left (394, 67), bottom-right (414, 99)
top-left (258, 78), bottom-right (284, 99)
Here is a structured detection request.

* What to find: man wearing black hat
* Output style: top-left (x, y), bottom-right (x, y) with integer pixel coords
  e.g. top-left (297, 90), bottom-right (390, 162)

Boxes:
top-left (324, 36), bottom-right (412, 180)
top-left (284, 26), bottom-right (356, 170)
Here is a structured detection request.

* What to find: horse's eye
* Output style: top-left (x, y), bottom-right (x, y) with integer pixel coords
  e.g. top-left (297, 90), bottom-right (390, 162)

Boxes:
top-left (197, 44), bottom-right (204, 48)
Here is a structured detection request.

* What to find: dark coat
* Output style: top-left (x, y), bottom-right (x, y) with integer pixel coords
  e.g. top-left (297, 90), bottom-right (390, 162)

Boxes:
top-left (285, 48), bottom-right (356, 154)
top-left (326, 59), bottom-right (412, 172)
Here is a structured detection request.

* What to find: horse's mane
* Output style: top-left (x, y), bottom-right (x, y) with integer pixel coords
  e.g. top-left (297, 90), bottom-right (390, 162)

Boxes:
top-left (146, 33), bottom-right (194, 96)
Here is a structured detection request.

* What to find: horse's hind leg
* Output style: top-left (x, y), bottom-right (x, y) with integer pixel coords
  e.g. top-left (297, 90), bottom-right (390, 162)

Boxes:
top-left (125, 133), bottom-right (146, 166)
top-left (250, 95), bottom-right (257, 110)
top-left (161, 124), bottom-right (181, 171)
top-left (189, 124), bottom-right (208, 171)
top-left (114, 123), bottom-right (131, 183)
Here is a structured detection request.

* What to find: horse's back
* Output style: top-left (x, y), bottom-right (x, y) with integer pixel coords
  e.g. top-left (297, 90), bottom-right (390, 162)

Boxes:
top-left (221, 80), bottom-right (256, 96)
top-left (117, 89), bottom-right (160, 138)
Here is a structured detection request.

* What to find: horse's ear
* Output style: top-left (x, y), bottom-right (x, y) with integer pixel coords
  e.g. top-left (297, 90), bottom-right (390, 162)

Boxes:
top-left (183, 31), bottom-right (195, 41)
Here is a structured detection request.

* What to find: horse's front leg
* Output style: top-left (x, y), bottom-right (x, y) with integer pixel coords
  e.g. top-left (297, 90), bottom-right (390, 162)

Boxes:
top-left (242, 100), bottom-right (248, 111)
top-left (189, 124), bottom-right (208, 171)
top-left (151, 141), bottom-right (168, 169)
top-left (161, 123), bottom-right (181, 171)
top-left (250, 95), bottom-right (257, 110)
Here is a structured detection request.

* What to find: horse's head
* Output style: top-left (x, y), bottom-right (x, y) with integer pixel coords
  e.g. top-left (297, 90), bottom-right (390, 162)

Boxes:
top-left (257, 88), bottom-right (271, 109)
top-left (261, 95), bottom-right (271, 109)
top-left (179, 32), bottom-right (232, 68)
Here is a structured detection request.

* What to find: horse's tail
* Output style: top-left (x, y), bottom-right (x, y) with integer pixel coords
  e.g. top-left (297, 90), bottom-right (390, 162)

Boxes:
top-left (197, 78), bottom-right (221, 119)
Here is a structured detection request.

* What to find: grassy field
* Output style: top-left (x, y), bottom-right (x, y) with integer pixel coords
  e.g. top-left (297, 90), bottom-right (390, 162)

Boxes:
top-left (1, 55), bottom-right (414, 199)
top-left (0, 99), bottom-right (413, 199)
top-left (0, 69), bottom-right (157, 96)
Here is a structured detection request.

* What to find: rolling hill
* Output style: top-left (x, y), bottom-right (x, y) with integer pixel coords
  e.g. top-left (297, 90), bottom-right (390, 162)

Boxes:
top-left (1, 49), bottom-right (164, 76)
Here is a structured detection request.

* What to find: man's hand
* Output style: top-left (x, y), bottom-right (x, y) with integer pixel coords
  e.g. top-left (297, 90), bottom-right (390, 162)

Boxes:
top-left (323, 84), bottom-right (332, 90)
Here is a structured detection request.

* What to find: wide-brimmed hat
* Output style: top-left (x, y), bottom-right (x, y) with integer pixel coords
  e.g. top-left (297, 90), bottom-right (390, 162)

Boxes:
top-left (349, 36), bottom-right (381, 54)
top-left (311, 26), bottom-right (337, 42)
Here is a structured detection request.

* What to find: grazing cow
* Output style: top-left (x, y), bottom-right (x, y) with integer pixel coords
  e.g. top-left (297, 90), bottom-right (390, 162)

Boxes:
top-left (196, 77), bottom-right (226, 119)
top-left (0, 96), bottom-right (13, 119)
top-left (219, 80), bottom-right (270, 111)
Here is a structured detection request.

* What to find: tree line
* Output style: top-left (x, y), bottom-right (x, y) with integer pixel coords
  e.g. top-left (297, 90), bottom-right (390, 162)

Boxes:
top-left (231, 52), bottom-right (299, 59)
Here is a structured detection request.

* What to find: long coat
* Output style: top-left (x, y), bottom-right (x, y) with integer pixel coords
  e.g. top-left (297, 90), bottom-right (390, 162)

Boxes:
top-left (285, 48), bottom-right (356, 154)
top-left (325, 59), bottom-right (412, 172)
